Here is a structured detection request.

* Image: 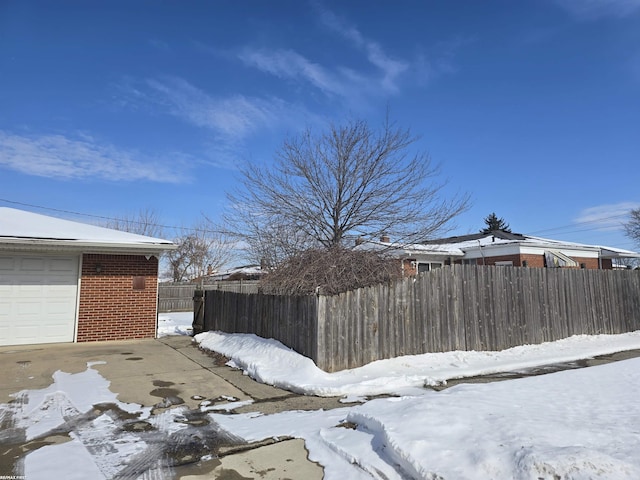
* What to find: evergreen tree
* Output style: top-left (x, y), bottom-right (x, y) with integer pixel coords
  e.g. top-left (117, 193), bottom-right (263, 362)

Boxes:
top-left (481, 213), bottom-right (511, 233)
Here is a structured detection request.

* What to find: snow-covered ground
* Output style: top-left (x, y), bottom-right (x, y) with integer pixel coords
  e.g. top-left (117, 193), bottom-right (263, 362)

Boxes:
top-left (156, 311), bottom-right (193, 337)
top-left (197, 327), bottom-right (640, 479)
top-left (5, 311), bottom-right (640, 479)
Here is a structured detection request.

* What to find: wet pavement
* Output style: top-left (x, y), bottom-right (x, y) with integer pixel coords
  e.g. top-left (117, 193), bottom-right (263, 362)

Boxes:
top-left (0, 336), bottom-right (331, 479)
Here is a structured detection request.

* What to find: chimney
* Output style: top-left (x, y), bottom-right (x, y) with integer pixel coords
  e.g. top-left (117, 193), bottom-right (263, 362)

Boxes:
top-left (355, 237), bottom-right (365, 246)
top-left (206, 264), bottom-right (213, 275)
top-left (380, 234), bottom-right (390, 243)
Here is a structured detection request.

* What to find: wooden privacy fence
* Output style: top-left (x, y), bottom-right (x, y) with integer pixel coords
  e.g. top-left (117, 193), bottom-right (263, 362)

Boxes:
top-left (201, 265), bottom-right (640, 372)
top-left (158, 281), bottom-right (260, 312)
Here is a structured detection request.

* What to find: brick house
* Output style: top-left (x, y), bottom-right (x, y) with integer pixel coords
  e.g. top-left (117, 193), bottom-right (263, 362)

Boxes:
top-left (0, 207), bottom-right (175, 346)
top-left (360, 230), bottom-right (639, 275)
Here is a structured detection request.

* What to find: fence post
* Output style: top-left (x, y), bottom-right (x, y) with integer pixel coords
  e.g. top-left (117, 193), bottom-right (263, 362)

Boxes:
top-left (192, 289), bottom-right (205, 335)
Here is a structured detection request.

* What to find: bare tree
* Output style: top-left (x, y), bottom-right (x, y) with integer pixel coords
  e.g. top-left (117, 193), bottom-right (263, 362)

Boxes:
top-left (165, 220), bottom-right (233, 282)
top-left (625, 208), bottom-right (640, 248)
top-left (228, 203), bottom-right (314, 269)
top-left (106, 207), bottom-right (165, 238)
top-left (227, 117), bottom-right (469, 263)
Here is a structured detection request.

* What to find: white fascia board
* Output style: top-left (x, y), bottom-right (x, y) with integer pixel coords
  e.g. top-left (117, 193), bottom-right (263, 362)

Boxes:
top-left (462, 243), bottom-right (600, 260)
top-left (408, 252), bottom-right (456, 262)
top-left (462, 244), bottom-right (522, 259)
top-left (518, 245), bottom-right (597, 258)
top-left (0, 238), bottom-right (176, 255)
top-left (400, 249), bottom-right (464, 260)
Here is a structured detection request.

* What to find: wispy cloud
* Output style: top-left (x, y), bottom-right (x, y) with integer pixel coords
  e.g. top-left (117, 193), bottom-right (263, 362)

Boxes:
top-left (144, 76), bottom-right (293, 141)
top-left (114, 75), bottom-right (325, 168)
top-left (0, 131), bottom-right (188, 183)
top-left (238, 48), bottom-right (349, 97)
top-left (236, 5), bottom-right (460, 105)
top-left (575, 202), bottom-right (640, 230)
top-left (554, 0), bottom-right (640, 19)
top-left (317, 7), bottom-right (409, 93)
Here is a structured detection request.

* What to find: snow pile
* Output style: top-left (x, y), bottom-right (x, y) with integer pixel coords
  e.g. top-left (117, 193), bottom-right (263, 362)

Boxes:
top-left (200, 333), bottom-right (640, 480)
top-left (340, 360), bottom-right (640, 478)
top-left (207, 357), bottom-right (640, 479)
top-left (195, 329), bottom-right (640, 397)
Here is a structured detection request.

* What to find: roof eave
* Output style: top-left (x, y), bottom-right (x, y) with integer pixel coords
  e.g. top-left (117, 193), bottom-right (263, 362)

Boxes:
top-left (0, 238), bottom-right (176, 254)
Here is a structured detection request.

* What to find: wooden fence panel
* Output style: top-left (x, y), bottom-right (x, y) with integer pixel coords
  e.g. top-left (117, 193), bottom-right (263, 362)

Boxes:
top-left (201, 266), bottom-right (640, 372)
top-left (158, 281), bottom-right (260, 312)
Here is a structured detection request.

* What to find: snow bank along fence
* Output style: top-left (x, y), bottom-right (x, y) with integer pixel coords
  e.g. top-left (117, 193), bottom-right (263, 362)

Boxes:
top-left (158, 281), bottom-right (260, 312)
top-left (198, 265), bottom-right (640, 372)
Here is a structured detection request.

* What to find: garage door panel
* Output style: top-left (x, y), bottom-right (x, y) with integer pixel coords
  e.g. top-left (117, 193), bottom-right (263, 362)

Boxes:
top-left (0, 257), bottom-right (15, 270)
top-left (13, 326), bottom-right (40, 343)
top-left (0, 254), bottom-right (79, 346)
top-left (46, 299), bottom-right (75, 315)
top-left (50, 258), bottom-right (77, 272)
top-left (20, 257), bottom-right (46, 271)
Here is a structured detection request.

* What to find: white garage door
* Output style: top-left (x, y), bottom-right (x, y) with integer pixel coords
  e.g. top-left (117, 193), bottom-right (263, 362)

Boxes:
top-left (0, 254), bottom-right (79, 346)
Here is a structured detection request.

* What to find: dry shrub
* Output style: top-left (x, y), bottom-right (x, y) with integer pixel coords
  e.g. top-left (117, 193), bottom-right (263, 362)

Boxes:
top-left (260, 248), bottom-right (402, 296)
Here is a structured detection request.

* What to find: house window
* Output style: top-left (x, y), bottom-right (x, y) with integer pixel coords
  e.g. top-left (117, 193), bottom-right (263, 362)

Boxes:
top-left (495, 261), bottom-right (514, 267)
top-left (417, 262), bottom-right (443, 273)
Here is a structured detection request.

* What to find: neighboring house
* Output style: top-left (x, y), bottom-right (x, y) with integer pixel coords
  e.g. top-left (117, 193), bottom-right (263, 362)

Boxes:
top-left (0, 207), bottom-right (175, 346)
top-left (204, 264), bottom-right (264, 282)
top-left (359, 230), bottom-right (640, 275)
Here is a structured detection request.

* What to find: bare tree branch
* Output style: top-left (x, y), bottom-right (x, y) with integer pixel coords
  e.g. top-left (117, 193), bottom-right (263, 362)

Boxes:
top-left (226, 116), bottom-right (470, 263)
top-left (625, 208), bottom-right (640, 249)
top-left (105, 207), bottom-right (165, 238)
top-left (164, 219), bottom-right (233, 282)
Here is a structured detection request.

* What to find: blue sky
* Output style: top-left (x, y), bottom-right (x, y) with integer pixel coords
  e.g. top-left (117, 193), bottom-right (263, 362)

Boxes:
top-left (1, 0), bottom-right (639, 253)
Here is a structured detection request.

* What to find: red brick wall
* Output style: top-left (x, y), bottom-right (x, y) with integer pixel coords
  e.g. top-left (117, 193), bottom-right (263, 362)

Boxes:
top-left (77, 254), bottom-right (159, 342)
top-left (572, 257), bottom-right (602, 269)
top-left (474, 254), bottom-right (545, 267)
top-left (402, 259), bottom-right (417, 276)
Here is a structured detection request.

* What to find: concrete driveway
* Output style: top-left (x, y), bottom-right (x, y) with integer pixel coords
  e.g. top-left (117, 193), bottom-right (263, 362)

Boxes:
top-left (0, 335), bottom-right (343, 479)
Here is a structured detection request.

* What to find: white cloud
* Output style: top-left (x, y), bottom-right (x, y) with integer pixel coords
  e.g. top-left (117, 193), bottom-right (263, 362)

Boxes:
top-left (238, 48), bottom-right (349, 97)
top-left (0, 131), bottom-right (188, 183)
top-left (117, 76), bottom-right (326, 169)
top-left (236, 7), bottom-right (413, 100)
top-left (145, 76), bottom-right (291, 140)
top-left (575, 202), bottom-right (640, 230)
top-left (554, 0), bottom-right (640, 19)
top-left (317, 7), bottom-right (409, 93)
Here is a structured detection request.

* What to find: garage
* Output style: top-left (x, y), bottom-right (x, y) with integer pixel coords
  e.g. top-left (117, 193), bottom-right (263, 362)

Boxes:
top-left (0, 207), bottom-right (175, 346)
top-left (0, 254), bottom-right (80, 346)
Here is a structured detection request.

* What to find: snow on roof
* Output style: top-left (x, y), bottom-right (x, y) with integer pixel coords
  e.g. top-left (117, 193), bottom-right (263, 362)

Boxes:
top-left (355, 239), bottom-right (464, 257)
top-left (0, 207), bottom-right (175, 252)
top-left (357, 231), bottom-right (640, 259)
top-left (208, 264), bottom-right (264, 280)
top-left (435, 232), bottom-right (640, 258)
